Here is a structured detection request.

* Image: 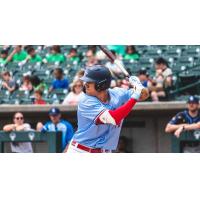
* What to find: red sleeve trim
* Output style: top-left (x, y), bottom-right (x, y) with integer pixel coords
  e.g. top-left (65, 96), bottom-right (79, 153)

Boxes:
top-left (96, 98), bottom-right (137, 125)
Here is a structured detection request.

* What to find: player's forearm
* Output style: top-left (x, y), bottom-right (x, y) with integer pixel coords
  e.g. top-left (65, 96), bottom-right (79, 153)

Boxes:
top-left (6, 50), bottom-right (15, 62)
top-left (184, 123), bottom-right (200, 131)
top-left (165, 124), bottom-right (187, 133)
top-left (3, 124), bottom-right (16, 132)
top-left (7, 86), bottom-right (15, 92)
top-left (96, 98), bottom-right (137, 125)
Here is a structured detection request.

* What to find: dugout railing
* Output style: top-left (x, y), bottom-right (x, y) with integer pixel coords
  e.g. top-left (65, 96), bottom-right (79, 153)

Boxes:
top-left (171, 130), bottom-right (200, 153)
top-left (0, 131), bottom-right (62, 153)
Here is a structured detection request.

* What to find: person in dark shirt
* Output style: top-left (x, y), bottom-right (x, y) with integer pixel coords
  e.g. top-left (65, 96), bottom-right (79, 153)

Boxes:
top-left (49, 68), bottom-right (69, 93)
top-left (138, 68), bottom-right (150, 88)
top-left (165, 96), bottom-right (200, 152)
top-left (36, 107), bottom-right (74, 152)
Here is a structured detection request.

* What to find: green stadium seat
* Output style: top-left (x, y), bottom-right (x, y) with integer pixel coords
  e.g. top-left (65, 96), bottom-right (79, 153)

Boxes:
top-left (139, 57), bottom-right (154, 64)
top-left (5, 99), bottom-right (21, 105)
top-left (33, 69), bottom-right (50, 80)
top-left (145, 48), bottom-right (163, 57)
top-left (175, 95), bottom-right (190, 101)
top-left (21, 99), bottom-right (33, 105)
top-left (5, 63), bottom-right (19, 73)
top-left (48, 89), bottom-right (68, 103)
top-left (184, 46), bottom-right (200, 57)
top-left (43, 98), bottom-right (53, 104)
top-left (0, 90), bottom-right (10, 103)
top-left (166, 47), bottom-right (182, 56)
top-left (177, 56), bottom-right (194, 68)
top-left (11, 90), bottom-right (30, 101)
top-left (172, 63), bottom-right (188, 73)
top-left (77, 45), bottom-right (88, 52)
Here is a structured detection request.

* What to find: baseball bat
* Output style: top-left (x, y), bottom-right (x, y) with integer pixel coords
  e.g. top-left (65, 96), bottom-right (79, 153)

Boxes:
top-left (98, 45), bottom-right (130, 77)
top-left (98, 45), bottom-right (149, 100)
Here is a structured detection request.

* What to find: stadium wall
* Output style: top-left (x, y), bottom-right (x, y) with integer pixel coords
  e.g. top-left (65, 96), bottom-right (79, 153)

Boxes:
top-left (0, 102), bottom-right (187, 153)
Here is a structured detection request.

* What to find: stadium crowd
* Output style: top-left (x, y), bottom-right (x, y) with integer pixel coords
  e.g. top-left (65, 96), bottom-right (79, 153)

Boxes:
top-left (1, 45), bottom-right (197, 105)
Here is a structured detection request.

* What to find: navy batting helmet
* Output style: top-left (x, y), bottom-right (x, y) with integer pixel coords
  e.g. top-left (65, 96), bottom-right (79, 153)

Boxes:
top-left (80, 65), bottom-right (112, 91)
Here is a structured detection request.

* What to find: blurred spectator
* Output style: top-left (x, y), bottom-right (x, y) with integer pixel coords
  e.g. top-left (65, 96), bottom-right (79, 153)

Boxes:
top-left (155, 57), bottom-right (173, 88)
top-left (105, 50), bottom-right (124, 78)
top-left (45, 45), bottom-right (65, 63)
top-left (149, 68), bottom-right (166, 101)
top-left (148, 57), bottom-right (173, 102)
top-left (3, 112), bottom-right (33, 153)
top-left (85, 49), bottom-right (98, 67)
top-left (73, 69), bottom-right (85, 82)
top-left (165, 96), bottom-right (200, 153)
top-left (7, 45), bottom-right (27, 63)
top-left (138, 68), bottom-right (151, 88)
top-left (120, 79), bottom-right (130, 89)
top-left (19, 75), bottom-right (33, 91)
top-left (36, 107), bottom-right (74, 152)
top-left (107, 45), bottom-right (125, 57)
top-left (67, 48), bottom-right (80, 63)
top-left (124, 45), bottom-right (140, 60)
top-left (88, 45), bottom-right (97, 54)
top-left (30, 75), bottom-right (48, 92)
top-left (1, 71), bottom-right (17, 93)
top-left (0, 49), bottom-right (9, 66)
top-left (33, 90), bottom-right (46, 105)
top-left (26, 47), bottom-right (42, 63)
top-left (49, 68), bottom-right (69, 93)
top-left (62, 80), bottom-right (84, 106)
top-left (115, 136), bottom-right (129, 153)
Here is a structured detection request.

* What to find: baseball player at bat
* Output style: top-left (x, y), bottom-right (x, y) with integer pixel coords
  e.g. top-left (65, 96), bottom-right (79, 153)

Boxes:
top-left (67, 65), bottom-right (149, 153)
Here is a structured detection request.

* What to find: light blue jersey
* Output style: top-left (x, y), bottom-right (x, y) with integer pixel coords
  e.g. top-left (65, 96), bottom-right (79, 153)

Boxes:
top-left (41, 120), bottom-right (74, 151)
top-left (73, 87), bottom-right (133, 150)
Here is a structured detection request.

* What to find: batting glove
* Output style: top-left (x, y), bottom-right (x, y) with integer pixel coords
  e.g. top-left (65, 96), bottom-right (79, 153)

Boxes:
top-left (129, 76), bottom-right (144, 100)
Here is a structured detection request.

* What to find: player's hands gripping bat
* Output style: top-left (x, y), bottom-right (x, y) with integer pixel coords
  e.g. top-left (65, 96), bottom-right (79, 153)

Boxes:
top-left (98, 45), bottom-right (149, 101)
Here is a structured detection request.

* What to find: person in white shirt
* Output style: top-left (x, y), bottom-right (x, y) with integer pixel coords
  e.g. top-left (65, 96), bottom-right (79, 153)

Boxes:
top-left (155, 57), bottom-right (173, 88)
top-left (3, 112), bottom-right (33, 153)
top-left (105, 50), bottom-right (124, 79)
top-left (62, 80), bottom-right (84, 106)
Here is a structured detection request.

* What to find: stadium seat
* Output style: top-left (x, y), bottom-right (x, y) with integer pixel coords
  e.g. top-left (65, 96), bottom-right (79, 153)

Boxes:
top-left (145, 48), bottom-right (163, 57)
top-left (21, 99), bottom-right (33, 104)
top-left (0, 90), bottom-right (10, 104)
top-left (165, 47), bottom-right (182, 57)
top-left (172, 63), bottom-right (188, 73)
top-left (184, 46), bottom-right (200, 57)
top-left (177, 56), bottom-right (194, 68)
top-left (48, 89), bottom-right (68, 103)
top-left (5, 63), bottom-right (19, 73)
top-left (32, 69), bottom-right (50, 80)
top-left (11, 89), bottom-right (30, 99)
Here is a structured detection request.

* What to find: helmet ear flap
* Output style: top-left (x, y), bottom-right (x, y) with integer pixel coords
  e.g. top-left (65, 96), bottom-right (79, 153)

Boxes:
top-left (95, 79), bottom-right (111, 91)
